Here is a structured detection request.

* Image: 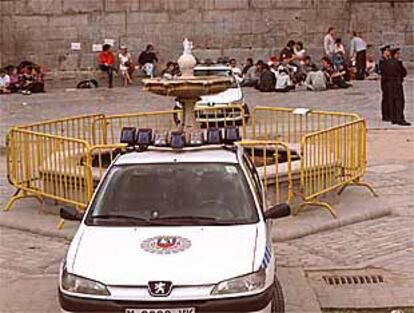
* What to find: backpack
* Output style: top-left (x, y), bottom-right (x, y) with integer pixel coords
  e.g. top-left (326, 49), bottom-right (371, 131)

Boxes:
top-left (76, 79), bottom-right (98, 89)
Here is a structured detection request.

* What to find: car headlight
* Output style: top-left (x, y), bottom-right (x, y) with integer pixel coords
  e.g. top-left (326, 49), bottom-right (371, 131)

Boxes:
top-left (61, 267), bottom-right (110, 296)
top-left (211, 268), bottom-right (266, 295)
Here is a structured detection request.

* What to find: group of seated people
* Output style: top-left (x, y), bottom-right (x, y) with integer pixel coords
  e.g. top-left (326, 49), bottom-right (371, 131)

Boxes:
top-left (98, 43), bottom-right (159, 88)
top-left (228, 39), bottom-right (354, 92)
top-left (0, 61), bottom-right (45, 95)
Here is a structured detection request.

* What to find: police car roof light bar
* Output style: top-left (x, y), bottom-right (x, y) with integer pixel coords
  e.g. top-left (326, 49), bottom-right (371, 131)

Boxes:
top-left (170, 131), bottom-right (186, 149)
top-left (136, 128), bottom-right (153, 147)
top-left (207, 127), bottom-right (222, 144)
top-left (224, 126), bottom-right (240, 144)
top-left (120, 127), bottom-right (137, 146)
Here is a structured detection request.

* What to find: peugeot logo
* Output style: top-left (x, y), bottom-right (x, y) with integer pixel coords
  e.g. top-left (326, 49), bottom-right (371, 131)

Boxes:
top-left (148, 281), bottom-right (173, 297)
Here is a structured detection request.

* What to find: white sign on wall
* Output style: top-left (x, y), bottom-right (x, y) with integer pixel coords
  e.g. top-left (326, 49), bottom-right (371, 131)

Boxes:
top-left (71, 42), bottom-right (81, 50)
top-left (92, 44), bottom-right (103, 52)
top-left (104, 38), bottom-right (115, 46)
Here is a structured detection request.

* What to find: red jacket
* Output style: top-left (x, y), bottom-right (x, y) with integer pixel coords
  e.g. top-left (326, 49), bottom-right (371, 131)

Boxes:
top-left (99, 51), bottom-right (114, 66)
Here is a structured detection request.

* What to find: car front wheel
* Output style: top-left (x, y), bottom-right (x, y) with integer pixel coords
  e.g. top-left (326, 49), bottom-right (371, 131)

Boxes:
top-left (271, 276), bottom-right (285, 313)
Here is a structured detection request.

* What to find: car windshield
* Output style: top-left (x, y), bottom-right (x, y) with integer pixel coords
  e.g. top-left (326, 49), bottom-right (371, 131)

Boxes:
top-left (86, 163), bottom-right (258, 226)
top-left (194, 69), bottom-right (238, 88)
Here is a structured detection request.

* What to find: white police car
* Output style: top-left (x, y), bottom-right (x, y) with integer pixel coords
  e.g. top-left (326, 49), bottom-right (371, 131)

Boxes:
top-left (59, 127), bottom-right (289, 313)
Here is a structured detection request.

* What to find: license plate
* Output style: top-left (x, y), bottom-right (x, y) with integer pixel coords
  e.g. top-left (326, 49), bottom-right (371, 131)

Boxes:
top-left (125, 309), bottom-right (195, 313)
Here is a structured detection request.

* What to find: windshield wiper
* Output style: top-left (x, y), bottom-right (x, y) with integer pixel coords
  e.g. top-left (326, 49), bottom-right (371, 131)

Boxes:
top-left (152, 216), bottom-right (235, 225)
top-left (91, 214), bottom-right (155, 225)
top-left (91, 214), bottom-right (182, 226)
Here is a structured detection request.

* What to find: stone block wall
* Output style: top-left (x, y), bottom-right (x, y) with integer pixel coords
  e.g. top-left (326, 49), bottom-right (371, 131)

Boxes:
top-left (0, 0), bottom-right (413, 70)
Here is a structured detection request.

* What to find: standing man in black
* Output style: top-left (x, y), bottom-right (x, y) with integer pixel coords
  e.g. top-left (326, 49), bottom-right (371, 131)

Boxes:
top-left (379, 44), bottom-right (391, 121)
top-left (380, 47), bottom-right (410, 126)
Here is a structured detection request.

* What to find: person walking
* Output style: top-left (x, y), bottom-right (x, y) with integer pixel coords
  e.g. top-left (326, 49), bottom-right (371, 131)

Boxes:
top-left (324, 27), bottom-right (335, 58)
top-left (379, 44), bottom-right (391, 121)
top-left (380, 47), bottom-right (410, 126)
top-left (350, 32), bottom-right (367, 80)
top-left (98, 44), bottom-right (115, 88)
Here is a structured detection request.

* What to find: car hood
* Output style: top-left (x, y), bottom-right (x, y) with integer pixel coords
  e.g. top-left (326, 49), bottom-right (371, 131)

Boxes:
top-left (72, 224), bottom-right (258, 286)
top-left (197, 87), bottom-right (242, 106)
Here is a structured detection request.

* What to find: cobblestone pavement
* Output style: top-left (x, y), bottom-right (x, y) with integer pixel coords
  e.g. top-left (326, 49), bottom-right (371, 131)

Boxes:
top-left (1, 78), bottom-right (413, 147)
top-left (0, 227), bottom-right (67, 313)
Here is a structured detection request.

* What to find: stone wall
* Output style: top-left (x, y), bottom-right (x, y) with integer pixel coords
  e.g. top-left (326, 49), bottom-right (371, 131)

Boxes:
top-left (1, 0), bottom-right (413, 70)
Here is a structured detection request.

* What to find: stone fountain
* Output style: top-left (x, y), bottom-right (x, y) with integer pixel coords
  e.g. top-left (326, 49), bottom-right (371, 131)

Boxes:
top-left (143, 39), bottom-right (232, 131)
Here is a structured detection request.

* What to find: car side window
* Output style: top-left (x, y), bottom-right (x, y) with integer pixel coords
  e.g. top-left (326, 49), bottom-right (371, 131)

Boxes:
top-left (242, 154), bottom-right (264, 209)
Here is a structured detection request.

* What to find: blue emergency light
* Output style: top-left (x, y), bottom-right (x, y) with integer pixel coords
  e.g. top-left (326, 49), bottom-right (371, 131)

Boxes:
top-left (136, 128), bottom-right (153, 146)
top-left (224, 126), bottom-right (240, 144)
top-left (170, 131), bottom-right (186, 149)
top-left (206, 127), bottom-right (222, 144)
top-left (120, 127), bottom-right (137, 146)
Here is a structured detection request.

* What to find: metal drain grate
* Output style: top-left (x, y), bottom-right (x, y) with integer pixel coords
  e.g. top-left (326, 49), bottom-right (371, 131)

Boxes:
top-left (322, 274), bottom-right (384, 286)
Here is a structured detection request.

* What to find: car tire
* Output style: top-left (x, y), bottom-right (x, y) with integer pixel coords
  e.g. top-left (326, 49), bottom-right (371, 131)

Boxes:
top-left (271, 276), bottom-right (285, 313)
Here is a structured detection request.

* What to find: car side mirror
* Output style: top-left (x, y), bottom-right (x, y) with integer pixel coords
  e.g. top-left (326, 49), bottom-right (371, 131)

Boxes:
top-left (264, 203), bottom-right (291, 220)
top-left (60, 207), bottom-right (84, 221)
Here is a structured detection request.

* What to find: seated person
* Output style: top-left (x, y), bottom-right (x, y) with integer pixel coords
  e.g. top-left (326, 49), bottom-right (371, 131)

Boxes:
top-left (138, 44), bottom-right (158, 78)
top-left (98, 44), bottom-right (115, 88)
top-left (365, 54), bottom-right (379, 80)
top-left (275, 65), bottom-right (294, 92)
top-left (8, 66), bottom-right (21, 93)
top-left (333, 38), bottom-right (346, 70)
top-left (20, 66), bottom-right (45, 94)
top-left (241, 60), bottom-right (263, 87)
top-left (321, 56), bottom-right (351, 89)
top-left (279, 40), bottom-right (297, 64)
top-left (268, 55), bottom-right (279, 67)
top-left (161, 61), bottom-right (176, 80)
top-left (0, 68), bottom-right (11, 94)
top-left (256, 63), bottom-right (275, 92)
top-left (118, 45), bottom-right (134, 87)
top-left (294, 41), bottom-right (307, 61)
top-left (298, 56), bottom-right (316, 82)
top-left (229, 58), bottom-right (243, 83)
top-left (242, 58), bottom-right (254, 76)
top-left (304, 67), bottom-right (328, 91)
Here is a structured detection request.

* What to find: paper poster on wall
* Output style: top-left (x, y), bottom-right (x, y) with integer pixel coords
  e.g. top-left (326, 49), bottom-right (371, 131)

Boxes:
top-left (104, 38), bottom-right (115, 46)
top-left (92, 44), bottom-right (103, 52)
top-left (71, 42), bottom-right (81, 50)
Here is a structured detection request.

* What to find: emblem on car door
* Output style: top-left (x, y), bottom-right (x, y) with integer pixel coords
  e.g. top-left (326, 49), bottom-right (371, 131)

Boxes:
top-left (148, 281), bottom-right (173, 297)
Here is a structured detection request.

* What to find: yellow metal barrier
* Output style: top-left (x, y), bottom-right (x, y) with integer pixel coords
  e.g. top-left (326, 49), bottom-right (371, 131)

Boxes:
top-left (92, 110), bottom-right (180, 145)
top-left (236, 140), bottom-right (294, 208)
top-left (298, 119), bottom-right (377, 217)
top-left (194, 105), bottom-right (247, 138)
top-left (88, 144), bottom-right (126, 183)
top-left (251, 106), bottom-right (376, 217)
top-left (5, 128), bottom-right (93, 213)
top-left (251, 106), bottom-right (359, 143)
top-left (92, 105), bottom-right (247, 145)
top-left (4, 105), bottom-right (375, 224)
top-left (18, 113), bottom-right (104, 143)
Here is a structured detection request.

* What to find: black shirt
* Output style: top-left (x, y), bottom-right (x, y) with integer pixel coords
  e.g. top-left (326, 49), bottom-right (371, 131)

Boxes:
top-left (138, 51), bottom-right (158, 65)
top-left (380, 58), bottom-right (406, 83)
top-left (279, 47), bottom-right (293, 61)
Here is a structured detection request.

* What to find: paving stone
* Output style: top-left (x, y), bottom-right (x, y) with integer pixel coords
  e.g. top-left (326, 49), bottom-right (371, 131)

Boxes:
top-left (18, 0), bottom-right (62, 15)
top-left (214, 0), bottom-right (249, 10)
top-left (62, 0), bottom-right (104, 14)
top-left (104, 0), bottom-right (140, 12)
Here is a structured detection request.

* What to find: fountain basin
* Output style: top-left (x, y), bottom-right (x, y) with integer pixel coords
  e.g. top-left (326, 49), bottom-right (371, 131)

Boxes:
top-left (143, 76), bottom-right (232, 99)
